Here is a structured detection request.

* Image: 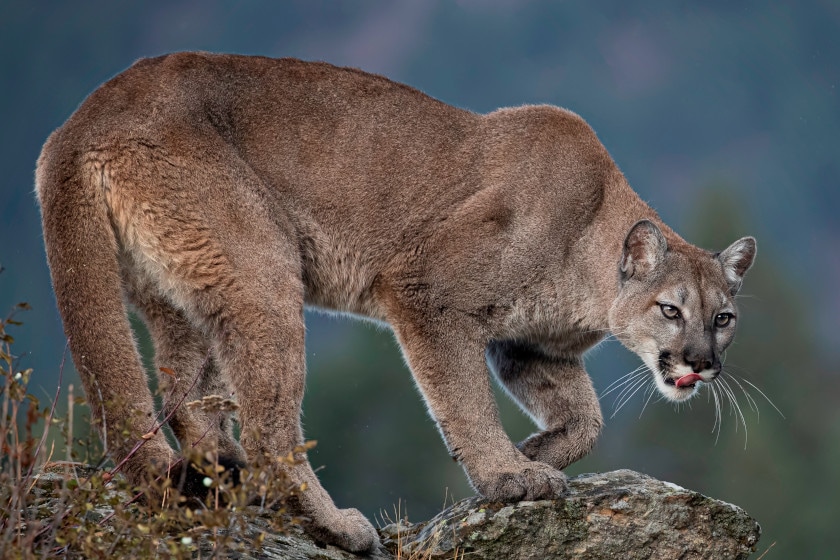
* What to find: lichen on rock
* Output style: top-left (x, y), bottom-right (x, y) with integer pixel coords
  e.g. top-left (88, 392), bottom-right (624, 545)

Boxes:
top-left (382, 469), bottom-right (760, 560)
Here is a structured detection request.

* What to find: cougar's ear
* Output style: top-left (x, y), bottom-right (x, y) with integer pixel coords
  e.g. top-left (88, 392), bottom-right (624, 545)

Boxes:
top-left (620, 220), bottom-right (667, 283)
top-left (717, 236), bottom-right (756, 295)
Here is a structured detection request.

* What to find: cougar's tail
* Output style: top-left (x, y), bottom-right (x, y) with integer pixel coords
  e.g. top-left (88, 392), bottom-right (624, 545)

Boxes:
top-left (36, 132), bottom-right (173, 469)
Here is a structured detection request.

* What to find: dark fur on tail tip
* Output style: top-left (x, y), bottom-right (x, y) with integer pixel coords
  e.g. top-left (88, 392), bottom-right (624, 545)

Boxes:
top-left (170, 454), bottom-right (245, 500)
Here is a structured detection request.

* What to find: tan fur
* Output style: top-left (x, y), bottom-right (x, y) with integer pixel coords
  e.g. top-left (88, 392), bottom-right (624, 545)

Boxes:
top-left (36, 52), bottom-right (755, 552)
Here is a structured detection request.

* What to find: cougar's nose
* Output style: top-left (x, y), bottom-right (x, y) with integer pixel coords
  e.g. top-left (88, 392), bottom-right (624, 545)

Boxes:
top-left (683, 350), bottom-right (717, 374)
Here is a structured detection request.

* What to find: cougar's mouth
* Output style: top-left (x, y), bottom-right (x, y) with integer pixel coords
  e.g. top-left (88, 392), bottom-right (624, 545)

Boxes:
top-left (642, 350), bottom-right (704, 402)
top-left (665, 373), bottom-right (703, 389)
top-left (658, 351), bottom-right (703, 390)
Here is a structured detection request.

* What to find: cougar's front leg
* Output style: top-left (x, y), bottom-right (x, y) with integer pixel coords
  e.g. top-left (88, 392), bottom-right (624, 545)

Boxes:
top-left (390, 318), bottom-right (568, 502)
top-left (487, 340), bottom-right (603, 470)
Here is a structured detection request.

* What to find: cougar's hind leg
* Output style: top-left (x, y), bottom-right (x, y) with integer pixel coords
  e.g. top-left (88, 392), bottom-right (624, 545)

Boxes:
top-left (116, 143), bottom-right (378, 552)
top-left (127, 289), bottom-right (246, 469)
top-left (36, 146), bottom-right (178, 498)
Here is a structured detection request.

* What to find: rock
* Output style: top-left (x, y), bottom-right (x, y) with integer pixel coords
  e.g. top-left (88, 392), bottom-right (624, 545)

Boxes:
top-left (384, 469), bottom-right (760, 560)
top-left (30, 467), bottom-right (760, 559)
top-left (194, 517), bottom-right (392, 560)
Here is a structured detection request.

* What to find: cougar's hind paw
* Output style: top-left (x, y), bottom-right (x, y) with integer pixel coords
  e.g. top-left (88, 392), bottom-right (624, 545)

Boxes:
top-left (310, 507), bottom-right (380, 553)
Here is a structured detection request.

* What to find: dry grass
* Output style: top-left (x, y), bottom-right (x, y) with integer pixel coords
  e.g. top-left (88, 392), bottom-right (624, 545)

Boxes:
top-left (378, 497), bottom-right (467, 560)
top-left (0, 296), bottom-right (306, 559)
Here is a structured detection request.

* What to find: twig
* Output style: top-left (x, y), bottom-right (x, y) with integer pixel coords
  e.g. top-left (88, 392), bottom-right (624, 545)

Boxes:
top-left (755, 541), bottom-right (776, 560)
top-left (107, 351), bottom-right (209, 478)
top-left (23, 340), bottom-right (68, 486)
top-left (97, 351), bottom-right (213, 525)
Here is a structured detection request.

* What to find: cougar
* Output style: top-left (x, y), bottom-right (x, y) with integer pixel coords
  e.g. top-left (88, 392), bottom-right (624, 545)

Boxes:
top-left (36, 52), bottom-right (755, 552)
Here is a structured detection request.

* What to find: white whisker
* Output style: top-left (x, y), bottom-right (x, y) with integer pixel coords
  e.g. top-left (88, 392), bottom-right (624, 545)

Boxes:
top-left (722, 372), bottom-right (760, 417)
top-left (639, 384), bottom-right (657, 419)
top-left (613, 370), bottom-right (648, 406)
top-left (719, 377), bottom-right (748, 449)
top-left (734, 376), bottom-right (785, 419)
top-left (612, 375), bottom-right (651, 418)
top-left (717, 378), bottom-right (738, 423)
top-left (709, 382), bottom-right (722, 444)
top-left (600, 364), bottom-right (648, 398)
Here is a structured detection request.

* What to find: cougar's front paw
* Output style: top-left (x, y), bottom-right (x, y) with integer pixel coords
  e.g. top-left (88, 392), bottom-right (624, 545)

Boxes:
top-left (473, 461), bottom-right (568, 502)
top-left (517, 421), bottom-right (600, 471)
top-left (309, 507), bottom-right (379, 553)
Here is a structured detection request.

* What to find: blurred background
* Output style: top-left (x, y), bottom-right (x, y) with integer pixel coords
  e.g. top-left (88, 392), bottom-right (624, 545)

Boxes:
top-left (1, 1), bottom-right (837, 557)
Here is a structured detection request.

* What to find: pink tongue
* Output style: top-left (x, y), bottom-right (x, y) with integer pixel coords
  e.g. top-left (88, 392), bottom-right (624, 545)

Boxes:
top-left (675, 373), bottom-right (703, 388)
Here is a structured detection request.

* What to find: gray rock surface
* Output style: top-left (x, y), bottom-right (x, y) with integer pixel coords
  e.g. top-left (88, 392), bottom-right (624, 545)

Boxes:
top-left (380, 469), bottom-right (760, 560)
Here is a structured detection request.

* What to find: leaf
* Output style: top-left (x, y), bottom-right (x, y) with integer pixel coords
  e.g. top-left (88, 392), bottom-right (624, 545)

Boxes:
top-left (16, 302), bottom-right (31, 310)
top-left (294, 440), bottom-right (317, 453)
top-left (141, 431), bottom-right (156, 440)
top-left (159, 367), bottom-right (176, 377)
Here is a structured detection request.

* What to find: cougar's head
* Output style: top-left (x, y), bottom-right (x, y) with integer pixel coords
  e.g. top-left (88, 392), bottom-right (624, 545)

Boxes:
top-left (608, 220), bottom-right (756, 402)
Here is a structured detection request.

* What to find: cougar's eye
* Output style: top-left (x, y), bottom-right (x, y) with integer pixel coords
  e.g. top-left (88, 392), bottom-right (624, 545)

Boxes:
top-left (715, 313), bottom-right (733, 328)
top-left (659, 304), bottom-right (681, 319)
